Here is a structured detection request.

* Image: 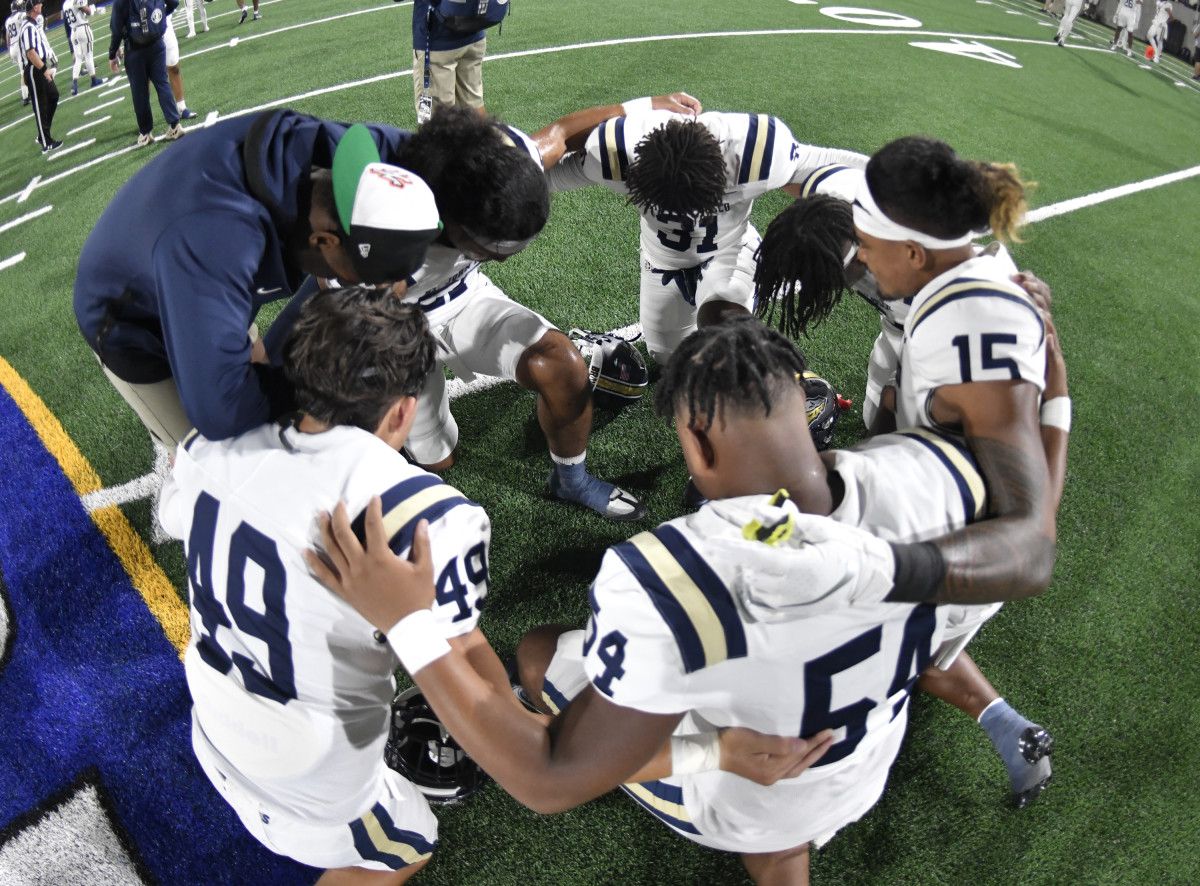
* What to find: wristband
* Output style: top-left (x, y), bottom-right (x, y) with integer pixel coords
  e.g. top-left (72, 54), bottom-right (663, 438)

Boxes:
top-left (884, 541), bottom-right (946, 603)
top-left (1040, 396), bottom-right (1072, 433)
top-left (670, 733), bottom-right (721, 775)
top-left (622, 96), bottom-right (653, 116)
top-left (385, 609), bottom-right (450, 675)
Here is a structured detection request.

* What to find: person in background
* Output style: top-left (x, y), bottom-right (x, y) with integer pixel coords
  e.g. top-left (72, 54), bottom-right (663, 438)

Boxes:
top-left (411, 0), bottom-right (486, 122)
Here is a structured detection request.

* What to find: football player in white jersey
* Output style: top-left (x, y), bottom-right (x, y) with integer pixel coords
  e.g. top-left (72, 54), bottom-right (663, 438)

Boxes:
top-left (5, 0), bottom-right (29, 104)
top-left (545, 102), bottom-right (867, 365)
top-left (293, 100), bottom-right (696, 522)
top-left (160, 10), bottom-right (199, 119)
top-left (309, 317), bottom-right (1069, 884)
top-left (1147, 0), bottom-right (1174, 61)
top-left (1111, 0), bottom-right (1143, 55)
top-left (60, 0), bottom-right (105, 95)
top-left (158, 285), bottom-right (522, 885)
top-left (847, 136), bottom-right (1065, 612)
top-left (756, 164), bottom-right (1050, 430)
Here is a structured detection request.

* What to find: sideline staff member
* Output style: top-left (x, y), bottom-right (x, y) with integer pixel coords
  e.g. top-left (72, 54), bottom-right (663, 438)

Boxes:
top-left (73, 111), bottom-right (442, 447)
top-left (20, 0), bottom-right (60, 152)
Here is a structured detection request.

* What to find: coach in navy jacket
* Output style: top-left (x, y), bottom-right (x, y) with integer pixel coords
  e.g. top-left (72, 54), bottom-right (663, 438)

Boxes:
top-left (74, 109), bottom-right (414, 444)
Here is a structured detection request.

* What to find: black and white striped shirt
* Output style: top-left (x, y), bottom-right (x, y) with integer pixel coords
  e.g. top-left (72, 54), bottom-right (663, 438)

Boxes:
top-left (18, 15), bottom-right (50, 70)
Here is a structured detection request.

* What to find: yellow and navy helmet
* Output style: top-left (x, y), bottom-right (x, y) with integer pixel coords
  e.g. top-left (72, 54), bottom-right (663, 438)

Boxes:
top-left (570, 328), bottom-right (649, 410)
top-left (385, 687), bottom-right (488, 805)
top-left (801, 370), bottom-right (841, 451)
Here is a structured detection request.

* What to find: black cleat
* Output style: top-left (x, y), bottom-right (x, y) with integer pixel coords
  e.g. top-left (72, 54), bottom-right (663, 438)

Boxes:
top-left (1012, 725), bottom-right (1054, 808)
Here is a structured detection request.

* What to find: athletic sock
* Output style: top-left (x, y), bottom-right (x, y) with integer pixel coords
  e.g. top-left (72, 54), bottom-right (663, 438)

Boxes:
top-left (979, 698), bottom-right (1053, 805)
top-left (548, 452), bottom-right (615, 513)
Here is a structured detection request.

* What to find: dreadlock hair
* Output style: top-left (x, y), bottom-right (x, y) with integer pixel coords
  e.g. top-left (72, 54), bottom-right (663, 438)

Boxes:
top-left (866, 136), bottom-right (1032, 244)
top-left (624, 119), bottom-right (727, 220)
top-left (395, 104), bottom-right (550, 243)
top-left (754, 195), bottom-right (856, 340)
top-left (655, 316), bottom-right (809, 431)
top-left (283, 286), bottom-right (437, 433)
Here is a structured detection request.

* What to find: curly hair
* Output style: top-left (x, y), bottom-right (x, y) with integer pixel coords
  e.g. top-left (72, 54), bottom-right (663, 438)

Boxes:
top-left (754, 195), bottom-right (856, 339)
top-left (395, 105), bottom-right (550, 243)
top-left (866, 136), bottom-right (1031, 243)
top-left (625, 119), bottom-right (727, 220)
top-left (655, 316), bottom-right (808, 430)
top-left (283, 286), bottom-right (436, 432)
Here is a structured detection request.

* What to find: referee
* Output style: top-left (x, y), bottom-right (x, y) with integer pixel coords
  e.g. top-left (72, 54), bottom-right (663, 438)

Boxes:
top-left (20, 0), bottom-right (60, 153)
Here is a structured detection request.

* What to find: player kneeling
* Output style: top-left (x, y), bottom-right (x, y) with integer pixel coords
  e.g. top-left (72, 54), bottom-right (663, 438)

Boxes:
top-left (310, 317), bottom-right (1067, 884)
top-left (159, 287), bottom-right (509, 885)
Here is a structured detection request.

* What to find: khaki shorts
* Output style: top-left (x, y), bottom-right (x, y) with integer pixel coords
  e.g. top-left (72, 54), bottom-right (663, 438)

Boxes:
top-left (412, 37), bottom-right (486, 114)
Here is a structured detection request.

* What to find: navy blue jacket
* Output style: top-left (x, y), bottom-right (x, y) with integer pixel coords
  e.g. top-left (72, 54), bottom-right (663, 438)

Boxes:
top-left (74, 110), bottom-right (413, 440)
top-left (412, 0), bottom-right (484, 54)
top-left (108, 0), bottom-right (181, 60)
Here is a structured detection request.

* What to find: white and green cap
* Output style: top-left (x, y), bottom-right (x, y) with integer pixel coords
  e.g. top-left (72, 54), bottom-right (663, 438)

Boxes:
top-left (331, 124), bottom-right (442, 283)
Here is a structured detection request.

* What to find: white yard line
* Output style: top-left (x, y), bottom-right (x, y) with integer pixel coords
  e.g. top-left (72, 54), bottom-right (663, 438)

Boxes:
top-left (0, 204), bottom-right (51, 234)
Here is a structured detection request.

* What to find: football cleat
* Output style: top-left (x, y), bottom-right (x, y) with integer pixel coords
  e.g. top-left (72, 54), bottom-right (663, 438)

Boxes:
top-left (179, 109), bottom-right (199, 120)
top-left (800, 371), bottom-right (842, 451)
top-left (1011, 725), bottom-right (1054, 809)
top-left (569, 328), bottom-right (649, 411)
top-left (385, 687), bottom-right (489, 805)
top-left (238, 7), bottom-right (247, 23)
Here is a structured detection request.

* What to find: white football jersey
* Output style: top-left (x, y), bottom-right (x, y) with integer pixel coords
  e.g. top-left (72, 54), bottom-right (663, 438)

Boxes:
top-left (400, 123), bottom-right (542, 327)
top-left (548, 110), bottom-right (865, 271)
top-left (159, 423), bottom-right (491, 824)
top-left (1151, 0), bottom-right (1172, 26)
top-left (895, 248), bottom-right (1045, 432)
top-left (581, 431), bottom-right (991, 850)
top-left (61, 0), bottom-right (92, 28)
top-left (6, 12), bottom-right (23, 60)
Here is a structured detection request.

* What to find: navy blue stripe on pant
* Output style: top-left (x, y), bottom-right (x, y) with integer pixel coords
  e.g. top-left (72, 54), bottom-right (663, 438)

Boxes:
top-left (123, 39), bottom-right (178, 135)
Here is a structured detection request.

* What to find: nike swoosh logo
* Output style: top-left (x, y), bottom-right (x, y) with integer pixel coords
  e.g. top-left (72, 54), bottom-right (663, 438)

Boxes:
top-left (255, 287), bottom-right (283, 296)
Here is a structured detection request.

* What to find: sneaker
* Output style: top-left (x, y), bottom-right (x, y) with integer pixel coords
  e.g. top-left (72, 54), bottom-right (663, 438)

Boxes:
top-left (164, 123), bottom-right (185, 140)
top-left (179, 108), bottom-right (199, 120)
top-left (547, 469), bottom-right (646, 522)
top-left (42, 138), bottom-right (62, 153)
top-left (136, 131), bottom-right (153, 147)
top-left (238, 7), bottom-right (247, 23)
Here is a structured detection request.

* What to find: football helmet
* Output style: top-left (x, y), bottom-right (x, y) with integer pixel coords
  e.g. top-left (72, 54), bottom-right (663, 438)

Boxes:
top-left (384, 687), bottom-right (488, 805)
top-left (569, 328), bottom-right (649, 410)
top-left (801, 370), bottom-right (841, 451)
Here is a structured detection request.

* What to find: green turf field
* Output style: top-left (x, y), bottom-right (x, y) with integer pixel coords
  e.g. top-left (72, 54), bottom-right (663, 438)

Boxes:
top-left (1, 0), bottom-right (1199, 883)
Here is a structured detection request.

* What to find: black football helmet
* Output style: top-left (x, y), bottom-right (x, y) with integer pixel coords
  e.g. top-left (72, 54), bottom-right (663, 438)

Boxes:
top-left (384, 687), bottom-right (488, 805)
top-left (801, 370), bottom-right (841, 451)
top-left (569, 328), bottom-right (649, 410)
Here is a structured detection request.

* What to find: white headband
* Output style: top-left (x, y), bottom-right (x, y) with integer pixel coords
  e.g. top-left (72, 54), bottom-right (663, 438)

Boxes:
top-left (852, 176), bottom-right (979, 249)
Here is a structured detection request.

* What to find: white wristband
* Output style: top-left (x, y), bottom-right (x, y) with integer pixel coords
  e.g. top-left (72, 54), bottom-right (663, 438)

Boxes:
top-left (385, 609), bottom-right (451, 675)
top-left (622, 96), bottom-right (653, 116)
top-left (1040, 396), bottom-right (1072, 433)
top-left (670, 733), bottom-right (721, 775)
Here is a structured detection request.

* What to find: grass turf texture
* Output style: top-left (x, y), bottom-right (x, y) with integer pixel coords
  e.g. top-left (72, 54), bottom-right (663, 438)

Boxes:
top-left (2, 0), bottom-right (1199, 883)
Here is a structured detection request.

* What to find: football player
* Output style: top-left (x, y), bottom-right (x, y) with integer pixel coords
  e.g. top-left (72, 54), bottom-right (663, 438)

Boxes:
top-left (544, 99), bottom-right (867, 365)
top-left (1147, 0), bottom-right (1174, 62)
top-left (266, 97), bottom-right (703, 523)
top-left (157, 286), bottom-right (506, 885)
top-left (1111, 0), bottom-right (1143, 54)
top-left (309, 316), bottom-right (1069, 884)
top-left (756, 165), bottom-right (1050, 429)
top-left (60, 0), bottom-right (106, 95)
top-left (5, 0), bottom-right (30, 104)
